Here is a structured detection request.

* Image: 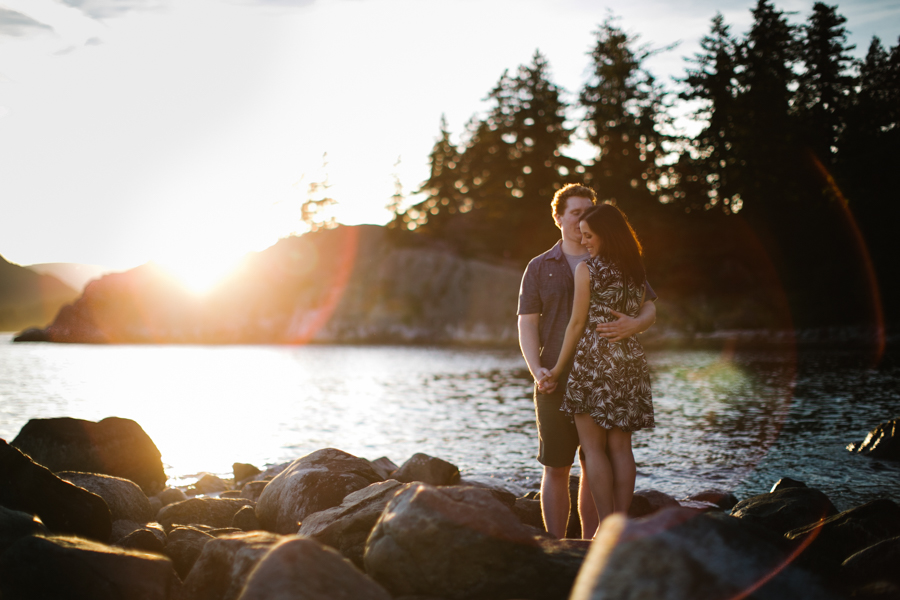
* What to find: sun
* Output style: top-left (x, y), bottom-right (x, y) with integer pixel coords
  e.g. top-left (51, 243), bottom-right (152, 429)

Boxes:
top-left (157, 247), bottom-right (245, 295)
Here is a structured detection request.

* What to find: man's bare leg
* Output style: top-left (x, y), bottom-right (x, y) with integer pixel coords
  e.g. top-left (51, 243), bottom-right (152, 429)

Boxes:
top-left (541, 464), bottom-right (572, 538)
top-left (578, 453), bottom-right (600, 539)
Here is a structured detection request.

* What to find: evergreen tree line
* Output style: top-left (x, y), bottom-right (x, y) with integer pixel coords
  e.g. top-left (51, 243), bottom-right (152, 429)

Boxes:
top-left (393, 0), bottom-right (900, 331)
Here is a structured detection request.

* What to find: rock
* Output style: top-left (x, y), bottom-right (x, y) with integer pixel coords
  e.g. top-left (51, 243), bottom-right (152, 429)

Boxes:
top-left (512, 497), bottom-right (544, 530)
top-left (11, 416), bottom-right (166, 495)
top-left (0, 439), bottom-right (111, 541)
top-left (0, 534), bottom-right (182, 600)
top-left (364, 483), bottom-right (587, 600)
top-left (59, 472), bottom-right (154, 523)
top-left (150, 496), bottom-right (163, 518)
top-left (369, 456), bottom-right (399, 480)
top-left (195, 474), bottom-right (229, 495)
top-left (256, 448), bottom-right (383, 534)
top-left (730, 486), bottom-right (838, 535)
top-left (569, 508), bottom-right (839, 600)
top-left (221, 490), bottom-right (243, 498)
top-left (233, 463), bottom-right (261, 483)
top-left (183, 531), bottom-right (282, 600)
top-left (233, 506), bottom-right (261, 531)
top-left (118, 527), bottom-right (167, 554)
top-left (13, 327), bottom-right (50, 342)
top-left (0, 505), bottom-right (48, 554)
top-left (785, 498), bottom-right (900, 577)
top-left (770, 477), bottom-right (807, 492)
top-left (237, 536), bottom-right (392, 600)
top-left (158, 487), bottom-right (189, 507)
top-left (240, 481), bottom-right (268, 502)
top-left (297, 480), bottom-right (408, 567)
top-left (158, 497), bottom-right (255, 533)
top-left (392, 453), bottom-right (460, 486)
top-left (166, 526), bottom-right (215, 579)
top-left (110, 519), bottom-right (142, 543)
top-left (686, 489), bottom-right (739, 511)
top-left (848, 418), bottom-right (900, 461)
top-left (628, 489), bottom-right (680, 518)
top-left (841, 536), bottom-right (900, 588)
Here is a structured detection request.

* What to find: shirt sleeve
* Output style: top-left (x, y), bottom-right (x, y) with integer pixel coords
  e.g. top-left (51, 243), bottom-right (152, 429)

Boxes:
top-left (644, 280), bottom-right (658, 302)
top-left (517, 259), bottom-right (542, 315)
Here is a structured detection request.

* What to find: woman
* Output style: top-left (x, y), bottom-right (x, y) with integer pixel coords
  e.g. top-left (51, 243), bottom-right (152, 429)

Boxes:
top-left (540, 204), bottom-right (654, 534)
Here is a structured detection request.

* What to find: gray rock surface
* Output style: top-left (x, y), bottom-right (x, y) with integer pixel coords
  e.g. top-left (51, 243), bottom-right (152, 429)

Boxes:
top-left (0, 534), bottom-right (182, 600)
top-left (183, 531), bottom-right (282, 600)
top-left (628, 489), bottom-right (681, 518)
top-left (392, 453), bottom-right (460, 486)
top-left (686, 489), bottom-right (739, 511)
top-left (848, 418), bottom-right (900, 461)
top-left (240, 481), bottom-right (268, 502)
top-left (569, 508), bottom-right (839, 600)
top-left (232, 505), bottom-right (261, 531)
top-left (233, 463), bottom-right (261, 483)
top-left (11, 416), bottom-right (166, 494)
top-left (730, 486), bottom-right (837, 535)
top-left (841, 535), bottom-right (900, 588)
top-left (166, 526), bottom-right (215, 579)
top-left (0, 439), bottom-right (111, 541)
top-left (60, 472), bottom-right (154, 523)
top-left (298, 480), bottom-right (408, 567)
top-left (770, 477), bottom-right (807, 492)
top-left (195, 474), bottom-right (229, 495)
top-left (158, 487), bottom-right (189, 507)
top-left (364, 483), bottom-right (587, 599)
top-left (0, 505), bottom-right (48, 555)
top-left (236, 536), bottom-right (392, 600)
top-left (158, 497), bottom-right (255, 532)
top-left (256, 448), bottom-right (383, 534)
top-left (117, 527), bottom-right (167, 554)
top-left (368, 457), bottom-right (399, 480)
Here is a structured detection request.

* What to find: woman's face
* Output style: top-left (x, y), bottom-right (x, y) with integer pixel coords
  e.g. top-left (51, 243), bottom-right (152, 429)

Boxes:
top-left (579, 220), bottom-right (602, 258)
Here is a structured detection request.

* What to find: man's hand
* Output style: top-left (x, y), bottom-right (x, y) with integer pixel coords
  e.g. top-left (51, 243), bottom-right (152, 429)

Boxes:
top-left (534, 367), bottom-right (558, 394)
top-left (596, 309), bottom-right (642, 342)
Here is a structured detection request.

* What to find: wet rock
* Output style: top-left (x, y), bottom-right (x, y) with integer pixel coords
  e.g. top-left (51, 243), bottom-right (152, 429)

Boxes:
top-left (848, 418), bottom-right (900, 461)
top-left (628, 489), bottom-right (680, 518)
top-left (233, 506), bottom-right (261, 531)
top-left (841, 536), bottom-right (900, 589)
top-left (512, 497), bottom-right (544, 530)
top-left (0, 534), bottom-right (182, 600)
top-left (240, 481), bottom-right (268, 502)
top-left (195, 474), bottom-right (229, 495)
top-left (11, 416), bottom-right (166, 495)
top-left (166, 526), bottom-right (215, 579)
top-left (569, 508), bottom-right (839, 600)
top-left (183, 531), bottom-right (282, 600)
top-left (297, 480), bottom-right (408, 567)
top-left (118, 527), bottom-right (166, 554)
top-left (392, 453), bottom-right (460, 486)
top-left (786, 498), bottom-right (900, 577)
top-left (0, 439), bottom-right (111, 541)
top-left (256, 448), bottom-right (383, 534)
top-left (59, 472), bottom-right (154, 523)
top-left (233, 463), bottom-right (261, 483)
top-left (0, 505), bottom-right (48, 554)
top-left (364, 483), bottom-right (587, 600)
top-left (158, 487), bottom-right (189, 507)
top-left (770, 477), bottom-right (807, 492)
top-left (238, 536), bottom-right (392, 600)
top-left (369, 456), bottom-right (399, 480)
top-left (730, 486), bottom-right (837, 535)
top-left (686, 489), bottom-right (739, 511)
top-left (158, 497), bottom-right (255, 533)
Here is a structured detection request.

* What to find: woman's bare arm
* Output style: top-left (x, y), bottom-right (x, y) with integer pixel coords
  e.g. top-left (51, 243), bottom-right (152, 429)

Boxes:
top-left (545, 261), bottom-right (591, 383)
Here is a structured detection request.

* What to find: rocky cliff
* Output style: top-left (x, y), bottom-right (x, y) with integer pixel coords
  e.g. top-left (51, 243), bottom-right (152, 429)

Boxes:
top-left (0, 255), bottom-right (79, 332)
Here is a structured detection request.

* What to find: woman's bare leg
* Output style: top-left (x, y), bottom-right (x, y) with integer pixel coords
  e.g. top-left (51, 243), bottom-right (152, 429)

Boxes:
top-left (578, 452), bottom-right (600, 539)
top-left (606, 427), bottom-right (636, 514)
top-left (574, 414), bottom-right (614, 526)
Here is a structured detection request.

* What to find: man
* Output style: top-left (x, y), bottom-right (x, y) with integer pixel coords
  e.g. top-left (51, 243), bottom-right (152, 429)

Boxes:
top-left (517, 184), bottom-right (657, 539)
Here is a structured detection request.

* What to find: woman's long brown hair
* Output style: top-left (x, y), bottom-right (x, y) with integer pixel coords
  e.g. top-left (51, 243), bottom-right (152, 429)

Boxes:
top-left (580, 204), bottom-right (646, 285)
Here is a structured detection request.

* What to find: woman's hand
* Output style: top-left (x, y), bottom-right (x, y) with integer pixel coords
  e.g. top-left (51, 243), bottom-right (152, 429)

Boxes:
top-left (538, 367), bottom-right (560, 393)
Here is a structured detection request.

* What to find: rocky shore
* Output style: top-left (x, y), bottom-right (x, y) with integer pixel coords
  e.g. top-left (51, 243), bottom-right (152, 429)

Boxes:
top-left (2, 415), bottom-right (899, 600)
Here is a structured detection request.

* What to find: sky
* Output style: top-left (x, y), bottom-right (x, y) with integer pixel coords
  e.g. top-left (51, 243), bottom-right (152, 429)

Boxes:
top-left (1, 0), bottom-right (898, 288)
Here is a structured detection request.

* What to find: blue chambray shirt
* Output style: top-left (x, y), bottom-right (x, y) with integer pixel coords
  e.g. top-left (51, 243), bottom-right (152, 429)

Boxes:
top-left (517, 240), bottom-right (657, 370)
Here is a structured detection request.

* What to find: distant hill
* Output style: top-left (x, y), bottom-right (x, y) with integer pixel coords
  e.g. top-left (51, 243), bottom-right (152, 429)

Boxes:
top-left (26, 262), bottom-right (117, 292)
top-left (0, 255), bottom-right (80, 332)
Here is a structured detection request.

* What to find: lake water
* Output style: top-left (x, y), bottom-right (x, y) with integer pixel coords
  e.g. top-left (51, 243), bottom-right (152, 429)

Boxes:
top-left (1, 333), bottom-right (898, 510)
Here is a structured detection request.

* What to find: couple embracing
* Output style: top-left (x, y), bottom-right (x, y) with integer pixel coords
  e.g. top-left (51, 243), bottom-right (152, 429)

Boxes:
top-left (517, 184), bottom-right (656, 540)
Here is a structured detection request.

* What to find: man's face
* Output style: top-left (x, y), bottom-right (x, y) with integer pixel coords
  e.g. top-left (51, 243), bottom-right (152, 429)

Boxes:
top-left (554, 196), bottom-right (594, 245)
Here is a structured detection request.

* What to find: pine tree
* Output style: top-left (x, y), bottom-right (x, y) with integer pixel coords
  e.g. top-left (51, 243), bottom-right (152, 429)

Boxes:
top-left (300, 153), bottom-right (337, 232)
top-left (400, 115), bottom-right (462, 233)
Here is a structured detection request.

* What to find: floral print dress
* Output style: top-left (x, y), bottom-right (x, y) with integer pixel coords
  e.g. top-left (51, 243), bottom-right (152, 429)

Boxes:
top-left (560, 256), bottom-right (654, 432)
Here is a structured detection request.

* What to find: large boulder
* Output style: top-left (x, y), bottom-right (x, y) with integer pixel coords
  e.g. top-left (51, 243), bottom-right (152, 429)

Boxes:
top-left (730, 486), bottom-right (837, 535)
top-left (158, 497), bottom-right (255, 532)
top-left (628, 489), bottom-right (680, 518)
top-left (256, 448), bottom-right (383, 534)
top-left (11, 417), bottom-right (166, 494)
top-left (297, 480), bottom-right (408, 567)
top-left (0, 534), bottom-right (182, 600)
top-left (0, 439), bottom-right (111, 541)
top-left (0, 505), bottom-right (48, 554)
top-left (182, 531), bottom-right (282, 600)
top-left (236, 536), bottom-right (392, 600)
top-left (391, 453), bottom-right (460, 486)
top-left (785, 498), bottom-right (900, 578)
top-left (848, 418), bottom-right (900, 461)
top-left (59, 472), bottom-right (154, 523)
top-left (569, 508), bottom-right (839, 600)
top-left (364, 483), bottom-right (587, 600)
top-left (841, 536), bottom-right (900, 589)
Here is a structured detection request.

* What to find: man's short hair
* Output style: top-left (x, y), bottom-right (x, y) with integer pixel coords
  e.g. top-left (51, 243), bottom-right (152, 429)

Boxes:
top-left (552, 184), bottom-right (597, 218)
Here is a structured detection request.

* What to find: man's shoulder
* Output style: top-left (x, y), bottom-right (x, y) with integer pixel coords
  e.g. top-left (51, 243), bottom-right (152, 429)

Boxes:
top-left (525, 242), bottom-right (564, 269)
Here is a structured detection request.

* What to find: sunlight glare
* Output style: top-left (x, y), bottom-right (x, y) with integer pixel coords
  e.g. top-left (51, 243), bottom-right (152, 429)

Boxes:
top-left (157, 248), bottom-right (244, 295)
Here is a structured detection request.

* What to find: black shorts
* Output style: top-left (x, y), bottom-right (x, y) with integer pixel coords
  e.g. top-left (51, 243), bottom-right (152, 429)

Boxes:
top-left (534, 382), bottom-right (580, 467)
